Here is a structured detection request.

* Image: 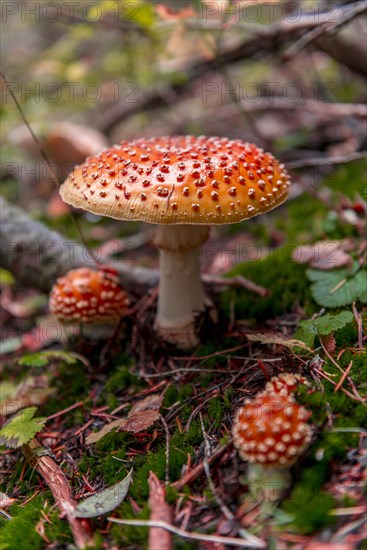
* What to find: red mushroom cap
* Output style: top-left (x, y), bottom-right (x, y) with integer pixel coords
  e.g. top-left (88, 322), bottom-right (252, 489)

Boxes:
top-left (59, 136), bottom-right (290, 225)
top-left (233, 392), bottom-right (312, 467)
top-left (264, 373), bottom-right (308, 398)
top-left (49, 267), bottom-right (129, 324)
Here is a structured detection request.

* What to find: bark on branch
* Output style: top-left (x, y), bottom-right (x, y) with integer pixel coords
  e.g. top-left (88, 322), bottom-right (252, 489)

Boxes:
top-left (99, 4), bottom-right (367, 134)
top-left (0, 196), bottom-right (158, 294)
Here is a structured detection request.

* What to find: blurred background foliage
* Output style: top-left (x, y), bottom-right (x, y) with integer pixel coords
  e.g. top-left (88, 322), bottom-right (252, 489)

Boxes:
top-left (2, 1), bottom-right (366, 240)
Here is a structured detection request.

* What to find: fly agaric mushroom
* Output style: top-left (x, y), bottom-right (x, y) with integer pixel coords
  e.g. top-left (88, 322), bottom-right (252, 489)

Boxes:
top-left (264, 373), bottom-right (308, 398)
top-left (59, 136), bottom-right (290, 349)
top-left (232, 391), bottom-right (312, 501)
top-left (49, 267), bottom-right (129, 338)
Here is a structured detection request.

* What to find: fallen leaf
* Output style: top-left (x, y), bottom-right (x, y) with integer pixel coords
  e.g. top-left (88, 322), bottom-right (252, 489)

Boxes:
top-left (86, 394), bottom-right (164, 444)
top-left (293, 241), bottom-right (353, 270)
top-left (73, 470), bottom-right (133, 518)
top-left (245, 332), bottom-right (313, 352)
top-left (1, 375), bottom-right (54, 416)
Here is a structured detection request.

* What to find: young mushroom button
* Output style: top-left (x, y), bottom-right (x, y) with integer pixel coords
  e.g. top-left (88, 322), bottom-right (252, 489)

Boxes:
top-left (49, 268), bottom-right (129, 338)
top-left (232, 389), bottom-right (312, 501)
top-left (59, 136), bottom-right (291, 349)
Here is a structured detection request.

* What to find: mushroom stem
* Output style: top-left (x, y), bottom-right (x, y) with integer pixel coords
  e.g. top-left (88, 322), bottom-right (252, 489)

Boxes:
top-left (246, 463), bottom-right (291, 503)
top-left (153, 225), bottom-right (209, 349)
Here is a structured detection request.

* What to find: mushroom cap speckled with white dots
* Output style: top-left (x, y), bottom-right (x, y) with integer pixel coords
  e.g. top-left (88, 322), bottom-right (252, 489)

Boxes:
top-left (49, 268), bottom-right (129, 324)
top-left (264, 373), bottom-right (308, 398)
top-left (233, 392), bottom-right (312, 468)
top-left (59, 136), bottom-right (291, 225)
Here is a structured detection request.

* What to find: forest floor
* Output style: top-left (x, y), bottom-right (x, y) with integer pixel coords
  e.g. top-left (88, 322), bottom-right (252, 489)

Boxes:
top-left (0, 161), bottom-right (366, 549)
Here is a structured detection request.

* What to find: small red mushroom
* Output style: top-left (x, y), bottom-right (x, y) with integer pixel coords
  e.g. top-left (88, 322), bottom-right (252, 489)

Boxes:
top-left (264, 373), bottom-right (308, 398)
top-left (232, 390), bottom-right (312, 501)
top-left (49, 267), bottom-right (129, 338)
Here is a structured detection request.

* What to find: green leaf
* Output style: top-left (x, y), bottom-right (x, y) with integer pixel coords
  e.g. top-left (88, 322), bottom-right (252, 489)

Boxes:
top-left (73, 469), bottom-right (133, 518)
top-left (307, 266), bottom-right (367, 307)
top-left (18, 350), bottom-right (79, 368)
top-left (0, 407), bottom-right (46, 448)
top-left (296, 311), bottom-right (355, 348)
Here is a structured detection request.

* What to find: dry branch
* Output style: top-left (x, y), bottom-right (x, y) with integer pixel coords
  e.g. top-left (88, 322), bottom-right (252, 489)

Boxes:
top-left (99, 3), bottom-right (367, 133)
top-left (148, 472), bottom-right (173, 550)
top-left (23, 439), bottom-right (94, 549)
top-left (108, 517), bottom-right (266, 548)
top-left (0, 196), bottom-right (158, 294)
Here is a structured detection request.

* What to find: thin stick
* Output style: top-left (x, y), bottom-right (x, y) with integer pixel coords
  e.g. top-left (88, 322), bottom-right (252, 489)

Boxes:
top-left (108, 518), bottom-right (266, 548)
top-left (171, 441), bottom-right (231, 490)
top-left (352, 302), bottom-right (364, 350)
top-left (335, 361), bottom-right (354, 393)
top-left (160, 414), bottom-right (170, 486)
top-left (199, 413), bottom-right (234, 521)
top-left (202, 274), bottom-right (269, 297)
top-left (46, 401), bottom-right (85, 421)
top-left (287, 151), bottom-right (367, 169)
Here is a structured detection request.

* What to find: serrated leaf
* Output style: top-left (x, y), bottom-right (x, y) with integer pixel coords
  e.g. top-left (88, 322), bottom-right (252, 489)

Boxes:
top-left (18, 350), bottom-right (79, 368)
top-left (245, 332), bottom-right (313, 352)
top-left (296, 311), bottom-right (354, 348)
top-left (299, 311), bottom-right (354, 336)
top-left (73, 469), bottom-right (133, 518)
top-left (0, 407), bottom-right (46, 448)
top-left (86, 393), bottom-right (163, 444)
top-left (307, 267), bottom-right (367, 307)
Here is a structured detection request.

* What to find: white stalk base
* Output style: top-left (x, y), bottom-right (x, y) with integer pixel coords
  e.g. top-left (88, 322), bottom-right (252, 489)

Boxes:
top-left (153, 225), bottom-right (209, 349)
top-left (247, 463), bottom-right (291, 503)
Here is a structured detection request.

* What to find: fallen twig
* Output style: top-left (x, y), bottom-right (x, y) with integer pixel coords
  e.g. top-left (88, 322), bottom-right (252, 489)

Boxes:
top-left (287, 150), bottom-right (367, 169)
top-left (202, 274), bottom-right (269, 297)
top-left (108, 518), bottom-right (266, 548)
top-left (148, 472), bottom-right (173, 550)
top-left (22, 439), bottom-right (94, 549)
top-left (171, 440), bottom-right (231, 490)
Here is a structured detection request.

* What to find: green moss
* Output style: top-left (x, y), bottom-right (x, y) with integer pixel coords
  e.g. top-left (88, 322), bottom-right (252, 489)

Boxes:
top-left (207, 398), bottom-right (223, 430)
top-left (110, 501), bottom-right (149, 548)
top-left (222, 245), bottom-right (312, 320)
top-left (0, 496), bottom-right (44, 550)
top-left (131, 437), bottom-right (193, 501)
top-left (163, 384), bottom-right (194, 408)
top-left (44, 507), bottom-right (73, 545)
top-left (282, 486), bottom-right (336, 534)
top-left (104, 357), bottom-right (140, 409)
top-left (45, 359), bottom-right (91, 420)
top-left (78, 435), bottom-right (129, 485)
